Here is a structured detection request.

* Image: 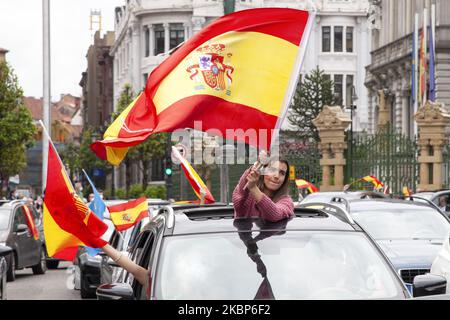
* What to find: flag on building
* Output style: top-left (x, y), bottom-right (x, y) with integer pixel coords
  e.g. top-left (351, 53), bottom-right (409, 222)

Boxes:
top-left (360, 175), bottom-right (384, 190)
top-left (428, 20), bottom-right (436, 101)
top-left (295, 179), bottom-right (319, 194)
top-left (43, 143), bottom-right (108, 261)
top-left (83, 169), bottom-right (107, 256)
top-left (419, 18), bottom-right (428, 106)
top-left (91, 8), bottom-right (313, 165)
top-left (108, 197), bottom-right (149, 232)
top-left (172, 146), bottom-right (216, 204)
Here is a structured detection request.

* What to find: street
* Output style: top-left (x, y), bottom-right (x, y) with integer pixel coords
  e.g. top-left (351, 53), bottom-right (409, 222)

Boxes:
top-left (6, 261), bottom-right (82, 300)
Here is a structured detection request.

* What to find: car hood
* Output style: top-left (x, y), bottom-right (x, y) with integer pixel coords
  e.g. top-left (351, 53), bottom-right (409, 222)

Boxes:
top-left (377, 239), bottom-right (443, 270)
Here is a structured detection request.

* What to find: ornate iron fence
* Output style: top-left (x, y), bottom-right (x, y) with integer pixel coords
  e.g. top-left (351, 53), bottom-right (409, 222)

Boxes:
top-left (346, 126), bottom-right (420, 195)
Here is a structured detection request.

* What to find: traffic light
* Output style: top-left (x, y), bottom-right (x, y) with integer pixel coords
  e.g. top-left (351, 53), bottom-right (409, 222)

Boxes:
top-left (164, 157), bottom-right (173, 176)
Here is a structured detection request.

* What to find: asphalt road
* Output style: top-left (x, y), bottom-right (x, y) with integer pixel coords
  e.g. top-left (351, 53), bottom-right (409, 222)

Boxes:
top-left (6, 261), bottom-right (82, 300)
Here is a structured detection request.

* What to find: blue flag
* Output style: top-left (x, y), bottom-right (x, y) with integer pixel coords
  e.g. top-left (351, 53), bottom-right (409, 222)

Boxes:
top-left (83, 169), bottom-right (106, 256)
top-left (428, 25), bottom-right (436, 102)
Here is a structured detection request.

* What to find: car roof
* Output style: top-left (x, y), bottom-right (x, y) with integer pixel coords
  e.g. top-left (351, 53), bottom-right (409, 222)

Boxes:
top-left (148, 206), bottom-right (358, 236)
top-left (346, 198), bottom-right (440, 211)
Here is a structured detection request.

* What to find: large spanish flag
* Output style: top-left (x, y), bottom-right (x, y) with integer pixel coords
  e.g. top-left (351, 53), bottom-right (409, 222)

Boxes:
top-left (172, 146), bottom-right (215, 204)
top-left (91, 8), bottom-right (313, 165)
top-left (108, 197), bottom-right (149, 232)
top-left (43, 143), bottom-right (108, 261)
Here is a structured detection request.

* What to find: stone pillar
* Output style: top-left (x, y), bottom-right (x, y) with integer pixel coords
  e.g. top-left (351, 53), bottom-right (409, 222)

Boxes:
top-left (415, 101), bottom-right (450, 191)
top-left (163, 22), bottom-right (170, 53)
top-left (377, 89), bottom-right (390, 131)
top-left (131, 20), bottom-right (141, 90)
top-left (313, 106), bottom-right (351, 191)
top-left (149, 25), bottom-right (155, 56)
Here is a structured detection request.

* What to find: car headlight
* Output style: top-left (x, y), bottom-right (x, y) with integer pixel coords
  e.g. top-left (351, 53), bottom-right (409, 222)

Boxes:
top-left (0, 242), bottom-right (5, 247)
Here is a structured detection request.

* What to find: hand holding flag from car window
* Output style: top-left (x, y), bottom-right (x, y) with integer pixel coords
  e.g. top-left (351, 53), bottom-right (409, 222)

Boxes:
top-left (83, 169), bottom-right (107, 256)
top-left (40, 121), bottom-right (108, 261)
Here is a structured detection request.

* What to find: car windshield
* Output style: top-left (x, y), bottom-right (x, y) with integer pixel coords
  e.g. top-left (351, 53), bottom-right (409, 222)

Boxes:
top-left (154, 231), bottom-right (403, 300)
top-left (0, 209), bottom-right (10, 230)
top-left (351, 207), bottom-right (450, 240)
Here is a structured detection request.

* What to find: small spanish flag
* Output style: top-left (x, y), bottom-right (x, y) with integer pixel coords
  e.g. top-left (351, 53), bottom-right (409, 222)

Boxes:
top-left (108, 197), bottom-right (149, 232)
top-left (295, 179), bottom-right (319, 194)
top-left (360, 175), bottom-right (384, 189)
top-left (172, 146), bottom-right (215, 204)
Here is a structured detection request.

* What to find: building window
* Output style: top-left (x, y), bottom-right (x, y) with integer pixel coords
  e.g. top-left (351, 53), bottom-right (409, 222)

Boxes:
top-left (334, 74), bottom-right (343, 106)
top-left (322, 26), bottom-right (331, 52)
top-left (170, 23), bottom-right (185, 50)
top-left (334, 26), bottom-right (343, 52)
top-left (346, 27), bottom-right (353, 52)
top-left (144, 27), bottom-right (150, 57)
top-left (154, 24), bottom-right (165, 55)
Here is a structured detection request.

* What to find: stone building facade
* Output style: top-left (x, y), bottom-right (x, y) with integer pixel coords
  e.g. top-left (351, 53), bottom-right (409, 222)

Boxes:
top-left (365, 0), bottom-right (450, 136)
top-left (110, 0), bottom-right (371, 190)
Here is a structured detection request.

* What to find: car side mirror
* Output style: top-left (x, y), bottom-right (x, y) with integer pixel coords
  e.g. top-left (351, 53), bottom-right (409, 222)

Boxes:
top-left (96, 283), bottom-right (135, 300)
top-left (16, 224), bottom-right (29, 233)
top-left (0, 245), bottom-right (12, 257)
top-left (413, 274), bottom-right (447, 297)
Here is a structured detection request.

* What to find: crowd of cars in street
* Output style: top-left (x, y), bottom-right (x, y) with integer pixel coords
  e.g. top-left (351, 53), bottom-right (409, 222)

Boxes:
top-left (2, 189), bottom-right (450, 300)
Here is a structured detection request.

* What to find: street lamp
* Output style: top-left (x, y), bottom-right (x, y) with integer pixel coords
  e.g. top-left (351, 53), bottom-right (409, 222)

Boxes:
top-left (347, 85), bottom-right (358, 179)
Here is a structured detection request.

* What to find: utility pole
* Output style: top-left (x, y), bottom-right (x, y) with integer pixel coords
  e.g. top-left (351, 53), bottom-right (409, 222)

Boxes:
top-left (42, 0), bottom-right (51, 193)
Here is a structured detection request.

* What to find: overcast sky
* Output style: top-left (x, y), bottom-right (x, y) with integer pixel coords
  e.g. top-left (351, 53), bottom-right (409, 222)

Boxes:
top-left (0, 0), bottom-right (124, 99)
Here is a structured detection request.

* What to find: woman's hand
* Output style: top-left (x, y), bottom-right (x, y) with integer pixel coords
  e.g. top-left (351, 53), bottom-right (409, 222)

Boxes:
top-left (246, 167), bottom-right (260, 190)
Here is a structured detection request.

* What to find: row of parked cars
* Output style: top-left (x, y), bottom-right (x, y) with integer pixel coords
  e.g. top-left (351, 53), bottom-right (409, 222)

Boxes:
top-left (3, 189), bottom-right (450, 300)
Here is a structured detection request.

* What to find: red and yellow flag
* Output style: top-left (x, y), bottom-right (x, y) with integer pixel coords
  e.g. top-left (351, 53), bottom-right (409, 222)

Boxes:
top-left (108, 197), bottom-right (149, 232)
top-left (360, 175), bottom-right (384, 189)
top-left (419, 29), bottom-right (427, 106)
top-left (23, 206), bottom-right (40, 240)
top-left (91, 8), bottom-right (312, 165)
top-left (43, 143), bottom-right (108, 261)
top-left (172, 146), bottom-right (215, 204)
top-left (402, 186), bottom-right (413, 197)
top-left (295, 179), bottom-right (319, 194)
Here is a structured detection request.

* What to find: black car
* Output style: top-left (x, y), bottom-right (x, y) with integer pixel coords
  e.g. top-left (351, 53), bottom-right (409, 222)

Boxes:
top-left (0, 200), bottom-right (46, 281)
top-left (97, 205), bottom-right (445, 300)
top-left (0, 245), bottom-right (12, 300)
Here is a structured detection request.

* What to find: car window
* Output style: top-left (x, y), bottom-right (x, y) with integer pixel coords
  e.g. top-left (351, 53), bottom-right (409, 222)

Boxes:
top-left (351, 207), bottom-right (450, 240)
top-left (154, 231), bottom-right (403, 300)
top-left (0, 209), bottom-right (10, 231)
top-left (13, 206), bottom-right (27, 230)
top-left (125, 231), bottom-right (154, 288)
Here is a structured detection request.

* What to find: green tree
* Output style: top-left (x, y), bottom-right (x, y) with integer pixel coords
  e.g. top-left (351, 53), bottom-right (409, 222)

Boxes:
top-left (287, 66), bottom-right (335, 142)
top-left (0, 62), bottom-right (36, 196)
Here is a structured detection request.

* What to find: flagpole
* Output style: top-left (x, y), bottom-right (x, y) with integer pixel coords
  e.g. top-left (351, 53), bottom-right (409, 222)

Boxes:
top-left (413, 13), bottom-right (419, 136)
top-left (39, 120), bottom-right (76, 191)
top-left (269, 9), bottom-right (316, 155)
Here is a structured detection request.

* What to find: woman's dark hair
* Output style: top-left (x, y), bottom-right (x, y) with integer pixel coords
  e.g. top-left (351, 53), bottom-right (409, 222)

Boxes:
top-left (257, 158), bottom-right (290, 202)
